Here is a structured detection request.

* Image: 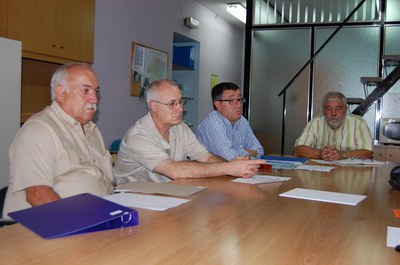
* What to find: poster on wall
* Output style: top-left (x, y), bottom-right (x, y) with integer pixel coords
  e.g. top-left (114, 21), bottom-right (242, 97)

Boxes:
top-left (131, 42), bottom-right (168, 100)
top-left (211, 74), bottom-right (218, 89)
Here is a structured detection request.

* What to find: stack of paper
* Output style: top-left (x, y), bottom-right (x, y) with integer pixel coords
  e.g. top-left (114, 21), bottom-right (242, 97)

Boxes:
top-left (115, 182), bottom-right (206, 197)
top-left (312, 159), bottom-right (386, 166)
top-left (232, 175), bottom-right (291, 184)
top-left (104, 193), bottom-right (189, 211)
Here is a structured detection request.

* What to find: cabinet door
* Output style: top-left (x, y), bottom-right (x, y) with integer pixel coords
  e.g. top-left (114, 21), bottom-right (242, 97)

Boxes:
top-left (54, 0), bottom-right (94, 62)
top-left (8, 0), bottom-right (56, 57)
top-left (7, 0), bottom-right (94, 63)
top-left (373, 146), bottom-right (386, 161)
top-left (386, 147), bottom-right (400, 163)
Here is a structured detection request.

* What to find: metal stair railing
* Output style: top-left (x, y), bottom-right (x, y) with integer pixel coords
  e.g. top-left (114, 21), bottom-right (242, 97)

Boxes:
top-left (276, 0), bottom-right (367, 155)
top-left (352, 64), bottom-right (400, 116)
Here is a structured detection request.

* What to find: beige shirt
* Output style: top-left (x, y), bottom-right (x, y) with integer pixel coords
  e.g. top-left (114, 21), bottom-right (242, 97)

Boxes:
top-left (114, 113), bottom-right (208, 183)
top-left (3, 102), bottom-right (114, 218)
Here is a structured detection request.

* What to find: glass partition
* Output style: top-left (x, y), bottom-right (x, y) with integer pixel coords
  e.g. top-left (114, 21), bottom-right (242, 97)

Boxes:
top-left (249, 29), bottom-right (310, 154)
top-left (254, 0), bottom-right (379, 25)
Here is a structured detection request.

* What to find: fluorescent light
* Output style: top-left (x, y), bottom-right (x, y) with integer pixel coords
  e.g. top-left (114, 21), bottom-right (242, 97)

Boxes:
top-left (226, 3), bottom-right (246, 23)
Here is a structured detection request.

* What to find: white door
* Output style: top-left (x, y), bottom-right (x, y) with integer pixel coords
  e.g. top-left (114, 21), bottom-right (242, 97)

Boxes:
top-left (0, 37), bottom-right (22, 188)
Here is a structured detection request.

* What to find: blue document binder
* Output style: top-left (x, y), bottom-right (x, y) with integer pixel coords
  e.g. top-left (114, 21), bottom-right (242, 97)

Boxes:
top-left (9, 193), bottom-right (139, 239)
top-left (261, 155), bottom-right (308, 165)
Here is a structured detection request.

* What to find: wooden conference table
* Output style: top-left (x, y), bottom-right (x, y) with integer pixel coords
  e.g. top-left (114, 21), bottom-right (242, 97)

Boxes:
top-left (1, 161), bottom-right (400, 265)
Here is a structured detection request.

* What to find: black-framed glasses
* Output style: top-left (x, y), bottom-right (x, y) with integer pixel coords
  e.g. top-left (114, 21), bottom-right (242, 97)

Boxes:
top-left (153, 99), bottom-right (187, 109)
top-left (217, 98), bottom-right (246, 105)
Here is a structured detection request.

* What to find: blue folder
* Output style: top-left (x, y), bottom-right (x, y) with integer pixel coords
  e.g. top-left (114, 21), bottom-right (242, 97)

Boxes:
top-left (261, 155), bottom-right (308, 165)
top-left (9, 193), bottom-right (139, 239)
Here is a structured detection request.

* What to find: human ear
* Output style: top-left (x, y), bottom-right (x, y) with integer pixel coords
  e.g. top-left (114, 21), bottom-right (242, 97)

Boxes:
top-left (55, 85), bottom-right (66, 102)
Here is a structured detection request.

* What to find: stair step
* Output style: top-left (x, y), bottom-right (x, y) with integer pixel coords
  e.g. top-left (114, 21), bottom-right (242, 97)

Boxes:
top-left (383, 55), bottom-right (400, 67)
top-left (360, 77), bottom-right (383, 86)
top-left (346, 97), bottom-right (363, 105)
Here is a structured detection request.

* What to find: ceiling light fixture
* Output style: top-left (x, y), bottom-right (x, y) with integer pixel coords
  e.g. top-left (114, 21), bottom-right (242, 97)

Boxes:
top-left (226, 3), bottom-right (246, 24)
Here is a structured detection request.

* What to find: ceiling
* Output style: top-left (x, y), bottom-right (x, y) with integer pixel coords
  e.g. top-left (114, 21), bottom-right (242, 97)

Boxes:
top-left (194, 0), bottom-right (247, 30)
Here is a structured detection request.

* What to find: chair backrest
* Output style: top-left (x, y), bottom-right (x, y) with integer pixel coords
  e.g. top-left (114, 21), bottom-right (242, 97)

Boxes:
top-left (0, 186), bottom-right (7, 218)
top-left (0, 186), bottom-right (17, 226)
top-left (110, 139), bottom-right (122, 153)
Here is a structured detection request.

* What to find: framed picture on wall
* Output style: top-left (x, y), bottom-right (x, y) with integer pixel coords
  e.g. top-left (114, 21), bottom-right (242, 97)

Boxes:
top-left (130, 42), bottom-right (168, 100)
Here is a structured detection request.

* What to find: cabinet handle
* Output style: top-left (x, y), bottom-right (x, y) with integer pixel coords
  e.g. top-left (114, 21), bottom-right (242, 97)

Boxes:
top-left (59, 46), bottom-right (64, 49)
top-left (51, 44), bottom-right (56, 48)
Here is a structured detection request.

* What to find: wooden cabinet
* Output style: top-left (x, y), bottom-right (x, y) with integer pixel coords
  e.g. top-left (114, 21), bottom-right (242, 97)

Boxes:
top-left (0, 0), bottom-right (95, 122)
top-left (20, 59), bottom-right (59, 123)
top-left (6, 0), bottom-right (94, 64)
top-left (374, 145), bottom-right (400, 163)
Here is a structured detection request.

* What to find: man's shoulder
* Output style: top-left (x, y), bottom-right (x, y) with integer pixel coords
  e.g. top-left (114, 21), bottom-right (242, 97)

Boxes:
top-left (198, 110), bottom-right (223, 128)
top-left (123, 114), bottom-right (151, 137)
top-left (306, 115), bottom-right (325, 125)
top-left (203, 110), bottom-right (222, 121)
top-left (346, 113), bottom-right (367, 122)
top-left (23, 106), bottom-right (58, 128)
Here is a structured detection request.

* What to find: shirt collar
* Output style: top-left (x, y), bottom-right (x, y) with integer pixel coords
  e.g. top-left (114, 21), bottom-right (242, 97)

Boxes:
top-left (146, 113), bottom-right (176, 142)
top-left (214, 110), bottom-right (240, 128)
top-left (51, 101), bottom-right (96, 136)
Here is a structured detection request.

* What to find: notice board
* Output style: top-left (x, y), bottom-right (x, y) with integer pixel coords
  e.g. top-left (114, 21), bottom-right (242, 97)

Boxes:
top-left (130, 42), bottom-right (168, 99)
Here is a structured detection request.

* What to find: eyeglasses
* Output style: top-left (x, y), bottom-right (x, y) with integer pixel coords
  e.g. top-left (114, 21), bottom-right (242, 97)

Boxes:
top-left (217, 98), bottom-right (246, 104)
top-left (153, 99), bottom-right (187, 109)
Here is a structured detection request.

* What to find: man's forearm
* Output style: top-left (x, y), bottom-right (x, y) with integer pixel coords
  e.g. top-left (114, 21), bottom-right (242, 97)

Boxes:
top-left (26, 185), bottom-right (61, 206)
top-left (294, 145), bottom-right (321, 159)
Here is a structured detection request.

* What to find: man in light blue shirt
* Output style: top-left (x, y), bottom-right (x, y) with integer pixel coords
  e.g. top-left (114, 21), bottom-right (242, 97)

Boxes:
top-left (196, 82), bottom-right (264, 161)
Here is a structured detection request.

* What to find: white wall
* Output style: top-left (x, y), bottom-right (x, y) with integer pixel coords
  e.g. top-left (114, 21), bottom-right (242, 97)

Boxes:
top-left (93, 0), bottom-right (244, 148)
top-left (0, 37), bottom-right (21, 188)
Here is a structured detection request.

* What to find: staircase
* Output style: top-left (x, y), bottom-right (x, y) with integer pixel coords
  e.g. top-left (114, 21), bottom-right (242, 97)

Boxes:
top-left (352, 55), bottom-right (400, 117)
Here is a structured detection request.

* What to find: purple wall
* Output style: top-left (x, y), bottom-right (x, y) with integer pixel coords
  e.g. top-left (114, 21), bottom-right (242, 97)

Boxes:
top-left (93, 0), bottom-right (244, 148)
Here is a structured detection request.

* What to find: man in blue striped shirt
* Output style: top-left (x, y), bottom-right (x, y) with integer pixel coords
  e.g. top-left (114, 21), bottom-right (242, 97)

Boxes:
top-left (196, 82), bottom-right (264, 161)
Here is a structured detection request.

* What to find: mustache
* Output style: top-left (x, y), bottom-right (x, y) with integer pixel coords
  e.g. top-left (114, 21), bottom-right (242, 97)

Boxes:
top-left (84, 103), bottom-right (97, 111)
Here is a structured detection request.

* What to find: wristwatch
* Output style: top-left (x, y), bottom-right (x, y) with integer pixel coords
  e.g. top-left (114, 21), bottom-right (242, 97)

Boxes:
top-left (342, 151), bottom-right (348, 159)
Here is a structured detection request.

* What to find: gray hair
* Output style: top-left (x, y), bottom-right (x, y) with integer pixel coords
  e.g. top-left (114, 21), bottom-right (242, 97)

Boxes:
top-left (50, 62), bottom-right (93, 101)
top-left (145, 79), bottom-right (179, 108)
top-left (322, 91), bottom-right (347, 107)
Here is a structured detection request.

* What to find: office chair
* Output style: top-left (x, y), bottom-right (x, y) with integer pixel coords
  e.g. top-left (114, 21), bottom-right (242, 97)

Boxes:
top-left (110, 139), bottom-right (122, 154)
top-left (0, 186), bottom-right (17, 226)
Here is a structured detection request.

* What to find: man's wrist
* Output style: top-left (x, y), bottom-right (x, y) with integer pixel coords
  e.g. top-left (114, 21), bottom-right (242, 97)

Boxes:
top-left (341, 151), bottom-right (348, 159)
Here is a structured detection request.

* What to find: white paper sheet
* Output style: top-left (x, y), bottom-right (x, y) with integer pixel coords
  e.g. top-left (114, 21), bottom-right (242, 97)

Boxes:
top-left (312, 159), bottom-right (386, 166)
top-left (232, 175), bottom-right (291, 184)
top-left (295, 165), bottom-right (335, 172)
top-left (387, 226), bottom-right (400, 247)
top-left (104, 193), bottom-right (190, 211)
top-left (279, 188), bottom-right (367, 206)
top-left (115, 182), bottom-right (206, 197)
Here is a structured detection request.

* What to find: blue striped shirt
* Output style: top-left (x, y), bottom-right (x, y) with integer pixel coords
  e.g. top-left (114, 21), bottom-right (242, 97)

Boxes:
top-left (196, 110), bottom-right (264, 161)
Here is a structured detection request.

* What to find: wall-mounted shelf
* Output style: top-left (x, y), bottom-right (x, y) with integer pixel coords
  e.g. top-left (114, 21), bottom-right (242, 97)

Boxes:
top-left (172, 64), bottom-right (195, 71)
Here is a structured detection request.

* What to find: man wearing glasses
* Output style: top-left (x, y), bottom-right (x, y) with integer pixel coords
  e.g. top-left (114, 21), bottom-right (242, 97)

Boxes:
top-left (196, 82), bottom-right (264, 161)
top-left (114, 79), bottom-right (265, 183)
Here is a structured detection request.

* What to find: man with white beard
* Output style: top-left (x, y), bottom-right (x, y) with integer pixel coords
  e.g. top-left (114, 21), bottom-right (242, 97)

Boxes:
top-left (294, 91), bottom-right (373, 161)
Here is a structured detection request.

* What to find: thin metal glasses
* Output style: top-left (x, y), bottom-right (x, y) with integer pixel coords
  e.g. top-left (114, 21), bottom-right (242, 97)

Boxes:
top-left (153, 99), bottom-right (187, 109)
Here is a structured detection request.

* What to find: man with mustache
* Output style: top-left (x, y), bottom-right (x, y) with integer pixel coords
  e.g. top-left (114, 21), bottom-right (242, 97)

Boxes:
top-left (3, 63), bottom-right (114, 218)
top-left (196, 82), bottom-right (264, 161)
top-left (294, 91), bottom-right (373, 161)
top-left (114, 80), bottom-right (265, 184)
